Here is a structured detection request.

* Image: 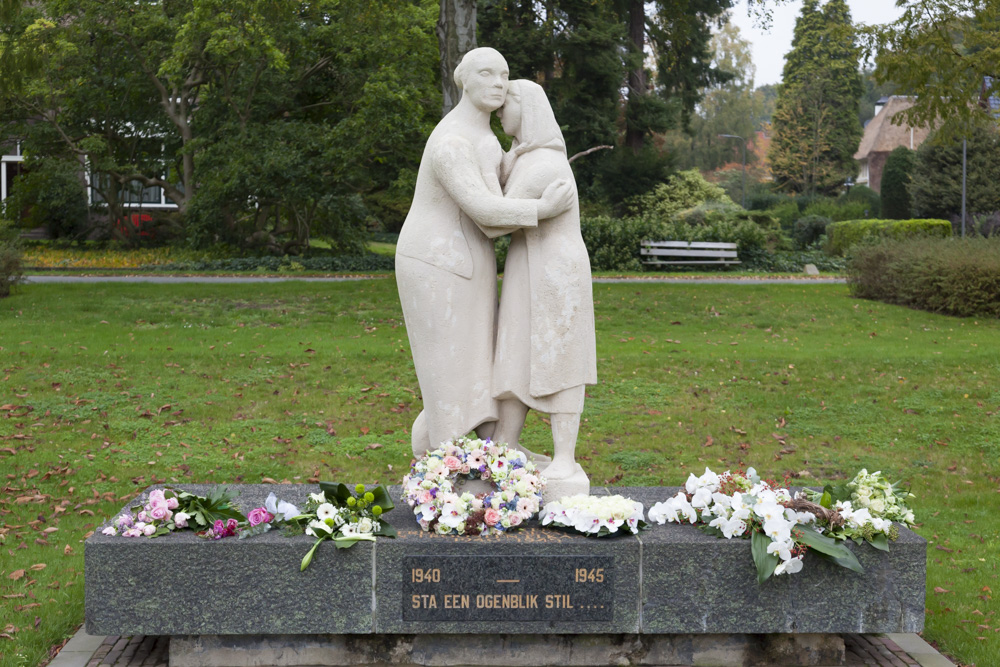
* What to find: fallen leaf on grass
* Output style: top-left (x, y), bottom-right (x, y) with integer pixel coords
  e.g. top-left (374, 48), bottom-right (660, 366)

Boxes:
top-left (8, 569), bottom-right (25, 581)
top-left (364, 443), bottom-right (383, 451)
top-left (261, 477), bottom-right (278, 484)
top-left (29, 564), bottom-right (46, 571)
top-left (934, 587), bottom-right (951, 594)
top-left (14, 603), bottom-right (41, 611)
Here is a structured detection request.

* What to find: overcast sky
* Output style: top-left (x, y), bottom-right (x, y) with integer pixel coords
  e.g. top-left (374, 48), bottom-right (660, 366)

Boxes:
top-left (727, 1), bottom-right (906, 87)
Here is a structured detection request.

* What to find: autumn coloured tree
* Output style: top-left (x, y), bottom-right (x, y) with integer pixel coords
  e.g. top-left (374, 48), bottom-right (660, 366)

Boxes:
top-left (768, 0), bottom-right (862, 195)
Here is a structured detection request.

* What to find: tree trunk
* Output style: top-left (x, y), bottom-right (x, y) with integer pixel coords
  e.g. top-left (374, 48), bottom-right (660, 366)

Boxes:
top-left (625, 0), bottom-right (646, 154)
top-left (437, 0), bottom-right (477, 117)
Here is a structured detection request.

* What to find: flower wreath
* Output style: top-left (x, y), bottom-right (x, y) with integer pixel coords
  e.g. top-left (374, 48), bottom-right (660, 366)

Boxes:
top-left (401, 438), bottom-right (545, 536)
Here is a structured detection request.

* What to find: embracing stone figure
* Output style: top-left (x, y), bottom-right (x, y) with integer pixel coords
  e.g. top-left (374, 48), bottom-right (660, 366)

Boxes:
top-left (395, 48), bottom-right (574, 460)
top-left (492, 79), bottom-right (597, 497)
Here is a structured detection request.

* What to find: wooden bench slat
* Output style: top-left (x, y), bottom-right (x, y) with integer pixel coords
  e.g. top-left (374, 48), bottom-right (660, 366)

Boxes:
top-left (641, 241), bottom-right (737, 249)
top-left (641, 249), bottom-right (739, 258)
top-left (642, 260), bottom-right (741, 265)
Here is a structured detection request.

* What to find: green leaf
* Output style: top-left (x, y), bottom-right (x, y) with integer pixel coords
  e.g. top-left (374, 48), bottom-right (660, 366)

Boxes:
top-left (369, 485), bottom-right (395, 513)
top-left (819, 490), bottom-right (832, 508)
top-left (319, 481), bottom-right (352, 505)
top-left (376, 522), bottom-right (397, 538)
top-left (869, 532), bottom-right (889, 552)
top-left (797, 526), bottom-right (864, 574)
top-left (300, 538), bottom-right (324, 571)
top-left (751, 530), bottom-right (779, 585)
top-left (333, 537), bottom-right (362, 549)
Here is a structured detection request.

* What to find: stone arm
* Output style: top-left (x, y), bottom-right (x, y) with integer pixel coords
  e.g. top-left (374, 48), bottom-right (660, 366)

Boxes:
top-left (432, 136), bottom-right (539, 240)
top-left (489, 156), bottom-right (564, 237)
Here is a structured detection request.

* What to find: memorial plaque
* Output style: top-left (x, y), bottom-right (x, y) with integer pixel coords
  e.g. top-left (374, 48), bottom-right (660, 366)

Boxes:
top-left (402, 555), bottom-right (613, 621)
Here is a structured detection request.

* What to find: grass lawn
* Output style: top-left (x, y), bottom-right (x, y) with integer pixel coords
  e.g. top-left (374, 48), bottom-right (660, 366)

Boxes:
top-left (1, 280), bottom-right (997, 666)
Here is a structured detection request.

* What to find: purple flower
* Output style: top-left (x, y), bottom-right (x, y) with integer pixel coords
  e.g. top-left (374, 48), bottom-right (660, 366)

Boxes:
top-left (226, 518), bottom-right (239, 534)
top-left (213, 519), bottom-right (225, 534)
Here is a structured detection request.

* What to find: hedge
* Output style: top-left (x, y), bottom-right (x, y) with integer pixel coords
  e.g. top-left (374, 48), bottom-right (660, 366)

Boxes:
top-left (826, 218), bottom-right (951, 255)
top-left (155, 254), bottom-right (396, 272)
top-left (847, 237), bottom-right (1000, 317)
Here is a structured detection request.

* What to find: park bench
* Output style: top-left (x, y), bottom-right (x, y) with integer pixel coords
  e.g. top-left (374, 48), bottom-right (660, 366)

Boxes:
top-left (640, 240), bottom-right (740, 266)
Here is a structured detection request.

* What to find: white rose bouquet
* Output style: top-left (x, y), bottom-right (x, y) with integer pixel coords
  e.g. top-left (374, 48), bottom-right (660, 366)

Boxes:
top-left (541, 494), bottom-right (648, 537)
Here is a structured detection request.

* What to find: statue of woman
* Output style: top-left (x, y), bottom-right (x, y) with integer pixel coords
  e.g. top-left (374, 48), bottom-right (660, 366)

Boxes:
top-left (396, 49), bottom-right (575, 457)
top-left (491, 79), bottom-right (597, 488)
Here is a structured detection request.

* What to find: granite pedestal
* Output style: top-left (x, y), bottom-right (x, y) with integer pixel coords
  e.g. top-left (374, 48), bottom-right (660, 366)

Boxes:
top-left (85, 485), bottom-right (926, 666)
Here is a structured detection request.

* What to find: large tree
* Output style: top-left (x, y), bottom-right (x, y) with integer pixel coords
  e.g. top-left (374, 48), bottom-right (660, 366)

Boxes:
top-left (1, 0), bottom-right (440, 249)
top-left (862, 1), bottom-right (999, 141)
top-left (660, 19), bottom-right (765, 173)
top-left (478, 0), bottom-right (733, 201)
top-left (768, 0), bottom-right (862, 195)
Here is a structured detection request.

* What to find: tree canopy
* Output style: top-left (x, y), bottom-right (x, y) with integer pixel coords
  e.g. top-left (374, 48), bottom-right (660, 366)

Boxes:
top-left (768, 0), bottom-right (862, 195)
top-left (1, 0), bottom-right (441, 249)
top-left (862, 0), bottom-right (1000, 141)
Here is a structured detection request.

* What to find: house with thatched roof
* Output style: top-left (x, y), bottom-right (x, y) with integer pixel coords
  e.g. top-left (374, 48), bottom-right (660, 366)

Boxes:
top-left (854, 96), bottom-right (934, 193)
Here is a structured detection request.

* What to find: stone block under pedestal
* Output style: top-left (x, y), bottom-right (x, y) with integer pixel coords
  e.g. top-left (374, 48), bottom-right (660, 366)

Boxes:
top-left (168, 633), bottom-right (846, 667)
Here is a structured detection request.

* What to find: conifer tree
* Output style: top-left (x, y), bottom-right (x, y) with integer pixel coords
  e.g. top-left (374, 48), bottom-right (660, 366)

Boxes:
top-left (880, 146), bottom-right (915, 220)
top-left (768, 0), bottom-right (863, 195)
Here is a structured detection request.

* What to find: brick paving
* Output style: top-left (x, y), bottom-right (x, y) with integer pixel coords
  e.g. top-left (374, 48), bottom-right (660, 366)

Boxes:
top-left (84, 635), bottom-right (168, 667)
top-left (66, 633), bottom-right (951, 667)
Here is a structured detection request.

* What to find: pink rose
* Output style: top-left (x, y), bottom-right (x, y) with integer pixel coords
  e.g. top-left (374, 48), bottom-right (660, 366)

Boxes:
top-left (166, 497), bottom-right (179, 510)
top-left (149, 506), bottom-right (169, 521)
top-left (484, 508), bottom-right (501, 526)
top-left (137, 511), bottom-right (150, 523)
top-left (149, 497), bottom-right (168, 511)
top-left (247, 507), bottom-right (273, 527)
top-left (418, 490), bottom-right (433, 504)
top-left (460, 465), bottom-right (471, 475)
top-left (226, 518), bottom-right (239, 534)
top-left (509, 513), bottom-right (523, 527)
top-left (142, 524), bottom-right (156, 536)
top-left (443, 456), bottom-right (462, 471)
top-left (481, 470), bottom-right (492, 480)
top-left (148, 489), bottom-right (166, 504)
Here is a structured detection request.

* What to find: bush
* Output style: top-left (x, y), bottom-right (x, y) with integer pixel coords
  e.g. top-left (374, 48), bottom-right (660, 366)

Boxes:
top-left (911, 124), bottom-right (1000, 220)
top-left (766, 201), bottom-right (800, 232)
top-left (750, 250), bottom-right (847, 273)
top-left (0, 222), bottom-right (25, 298)
top-left (1, 158), bottom-right (89, 238)
top-left (826, 218), bottom-right (951, 255)
top-left (843, 184), bottom-right (881, 214)
top-left (580, 215), bottom-right (671, 271)
top-left (880, 147), bottom-right (914, 219)
top-left (156, 254), bottom-right (395, 273)
top-left (801, 198), bottom-right (871, 222)
top-left (627, 169), bottom-right (732, 217)
top-left (792, 215), bottom-right (832, 249)
top-left (847, 237), bottom-right (1000, 317)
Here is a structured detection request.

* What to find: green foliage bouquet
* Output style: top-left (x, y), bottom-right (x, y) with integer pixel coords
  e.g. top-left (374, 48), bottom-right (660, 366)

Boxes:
top-left (286, 483), bottom-right (396, 571)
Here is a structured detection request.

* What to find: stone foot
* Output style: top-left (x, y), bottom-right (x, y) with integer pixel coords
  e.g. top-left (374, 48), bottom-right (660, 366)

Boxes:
top-left (540, 462), bottom-right (590, 503)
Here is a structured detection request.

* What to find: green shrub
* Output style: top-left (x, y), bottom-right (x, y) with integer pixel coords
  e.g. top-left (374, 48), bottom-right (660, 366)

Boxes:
top-left (580, 215), bottom-right (670, 271)
top-left (801, 198), bottom-right (871, 222)
top-left (792, 215), bottom-right (832, 249)
top-left (1, 158), bottom-right (89, 237)
top-left (766, 201), bottom-right (800, 232)
top-left (826, 218), bottom-right (951, 255)
top-left (750, 250), bottom-right (847, 273)
top-left (880, 147), bottom-right (915, 219)
top-left (155, 254), bottom-right (395, 273)
top-left (627, 169), bottom-right (732, 217)
top-left (843, 184), bottom-right (881, 214)
top-left (847, 237), bottom-right (1000, 317)
top-left (0, 222), bottom-right (25, 298)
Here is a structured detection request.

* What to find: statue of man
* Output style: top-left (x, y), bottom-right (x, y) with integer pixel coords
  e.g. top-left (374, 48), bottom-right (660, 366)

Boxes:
top-left (395, 47), bottom-right (574, 458)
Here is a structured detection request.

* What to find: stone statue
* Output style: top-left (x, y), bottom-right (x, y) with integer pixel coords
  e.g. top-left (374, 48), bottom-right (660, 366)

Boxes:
top-left (395, 48), bottom-right (575, 459)
top-left (492, 79), bottom-right (597, 498)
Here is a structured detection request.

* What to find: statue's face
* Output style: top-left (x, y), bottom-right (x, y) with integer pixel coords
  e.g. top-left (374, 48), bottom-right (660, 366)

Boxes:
top-left (461, 53), bottom-right (509, 112)
top-left (499, 94), bottom-right (521, 137)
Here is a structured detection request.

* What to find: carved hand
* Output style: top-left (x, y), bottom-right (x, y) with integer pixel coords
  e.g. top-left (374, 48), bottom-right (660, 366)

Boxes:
top-left (537, 178), bottom-right (575, 220)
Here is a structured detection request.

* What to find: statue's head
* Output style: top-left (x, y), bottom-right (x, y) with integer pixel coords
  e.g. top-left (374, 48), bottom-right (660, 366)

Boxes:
top-left (454, 47), bottom-right (509, 112)
top-left (502, 79), bottom-right (565, 155)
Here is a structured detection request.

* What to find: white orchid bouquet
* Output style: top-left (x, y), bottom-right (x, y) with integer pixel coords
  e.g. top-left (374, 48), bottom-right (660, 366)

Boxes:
top-left (283, 482), bottom-right (396, 571)
top-left (649, 467), bottom-right (913, 584)
top-left (540, 494), bottom-right (648, 537)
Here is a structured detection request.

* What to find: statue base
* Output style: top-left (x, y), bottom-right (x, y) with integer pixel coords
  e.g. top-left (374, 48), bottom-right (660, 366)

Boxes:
top-left (540, 463), bottom-right (590, 502)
